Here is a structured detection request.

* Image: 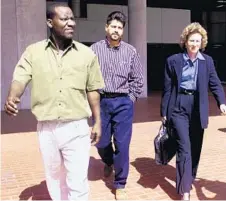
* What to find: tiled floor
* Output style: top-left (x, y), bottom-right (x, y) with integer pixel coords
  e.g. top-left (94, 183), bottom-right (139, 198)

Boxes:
top-left (1, 93), bottom-right (226, 200)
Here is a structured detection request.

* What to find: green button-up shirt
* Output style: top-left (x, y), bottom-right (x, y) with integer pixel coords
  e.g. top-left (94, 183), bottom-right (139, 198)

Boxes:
top-left (13, 39), bottom-right (105, 121)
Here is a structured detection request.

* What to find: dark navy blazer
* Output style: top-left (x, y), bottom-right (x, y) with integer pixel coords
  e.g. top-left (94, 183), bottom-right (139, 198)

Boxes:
top-left (161, 53), bottom-right (226, 129)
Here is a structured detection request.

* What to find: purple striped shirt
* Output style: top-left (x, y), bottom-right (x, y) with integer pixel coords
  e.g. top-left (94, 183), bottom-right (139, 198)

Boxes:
top-left (90, 39), bottom-right (144, 101)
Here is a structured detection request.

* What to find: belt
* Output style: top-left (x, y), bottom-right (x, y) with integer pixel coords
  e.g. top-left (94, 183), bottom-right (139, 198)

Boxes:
top-left (179, 88), bottom-right (196, 95)
top-left (100, 92), bottom-right (128, 98)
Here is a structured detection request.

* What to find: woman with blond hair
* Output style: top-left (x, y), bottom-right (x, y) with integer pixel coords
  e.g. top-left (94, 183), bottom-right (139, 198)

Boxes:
top-left (160, 22), bottom-right (226, 200)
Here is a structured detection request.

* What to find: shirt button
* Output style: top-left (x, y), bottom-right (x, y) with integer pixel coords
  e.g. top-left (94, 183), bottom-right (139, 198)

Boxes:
top-left (60, 77), bottom-right (62, 80)
top-left (59, 90), bottom-right (62, 93)
top-left (59, 103), bottom-right (61, 106)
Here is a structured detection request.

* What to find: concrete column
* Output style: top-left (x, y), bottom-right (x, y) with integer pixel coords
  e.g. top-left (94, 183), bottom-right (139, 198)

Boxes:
top-left (1, 0), bottom-right (19, 111)
top-left (1, 0), bottom-right (46, 110)
top-left (128, 0), bottom-right (147, 97)
top-left (71, 0), bottom-right (80, 18)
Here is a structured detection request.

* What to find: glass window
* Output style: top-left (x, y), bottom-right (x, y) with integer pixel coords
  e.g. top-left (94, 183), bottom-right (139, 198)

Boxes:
top-left (211, 23), bottom-right (226, 43)
top-left (210, 11), bottom-right (226, 23)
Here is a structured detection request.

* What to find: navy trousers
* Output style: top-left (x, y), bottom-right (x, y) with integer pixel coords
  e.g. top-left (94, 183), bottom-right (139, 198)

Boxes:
top-left (96, 96), bottom-right (134, 189)
top-left (170, 93), bottom-right (204, 195)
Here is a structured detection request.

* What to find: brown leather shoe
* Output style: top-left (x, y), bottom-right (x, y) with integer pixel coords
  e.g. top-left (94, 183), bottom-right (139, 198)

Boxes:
top-left (115, 189), bottom-right (127, 200)
top-left (104, 164), bottom-right (113, 177)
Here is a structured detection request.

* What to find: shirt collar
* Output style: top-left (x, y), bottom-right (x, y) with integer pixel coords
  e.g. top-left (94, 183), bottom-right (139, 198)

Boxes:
top-left (105, 36), bottom-right (121, 49)
top-left (196, 51), bottom-right (205, 60)
top-left (183, 51), bottom-right (205, 62)
top-left (45, 36), bottom-right (77, 50)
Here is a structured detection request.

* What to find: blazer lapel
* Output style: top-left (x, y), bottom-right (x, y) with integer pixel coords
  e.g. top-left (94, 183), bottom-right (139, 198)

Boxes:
top-left (197, 59), bottom-right (207, 92)
top-left (173, 53), bottom-right (183, 90)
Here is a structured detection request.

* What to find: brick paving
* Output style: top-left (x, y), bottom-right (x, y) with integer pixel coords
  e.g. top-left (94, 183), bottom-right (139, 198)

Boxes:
top-left (1, 92), bottom-right (226, 200)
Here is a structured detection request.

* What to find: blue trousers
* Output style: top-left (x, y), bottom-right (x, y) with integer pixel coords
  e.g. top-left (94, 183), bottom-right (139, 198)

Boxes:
top-left (171, 93), bottom-right (204, 195)
top-left (96, 96), bottom-right (134, 189)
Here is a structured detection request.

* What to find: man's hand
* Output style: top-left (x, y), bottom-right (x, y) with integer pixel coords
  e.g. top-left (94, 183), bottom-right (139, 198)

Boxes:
top-left (90, 122), bottom-right (101, 146)
top-left (5, 96), bottom-right (20, 116)
top-left (4, 80), bottom-right (26, 116)
top-left (87, 90), bottom-right (102, 145)
top-left (220, 104), bottom-right (226, 115)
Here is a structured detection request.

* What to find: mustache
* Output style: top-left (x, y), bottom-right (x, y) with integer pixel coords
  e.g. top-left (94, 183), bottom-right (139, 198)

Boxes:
top-left (111, 33), bottom-right (119, 36)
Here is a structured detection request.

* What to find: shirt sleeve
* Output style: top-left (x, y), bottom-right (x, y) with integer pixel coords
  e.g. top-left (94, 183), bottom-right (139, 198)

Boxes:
top-left (86, 55), bottom-right (105, 91)
top-left (128, 51), bottom-right (144, 101)
top-left (12, 47), bottom-right (32, 85)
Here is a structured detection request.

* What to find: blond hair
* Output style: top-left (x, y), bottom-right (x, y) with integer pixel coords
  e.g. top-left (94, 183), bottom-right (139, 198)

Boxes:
top-left (179, 22), bottom-right (208, 51)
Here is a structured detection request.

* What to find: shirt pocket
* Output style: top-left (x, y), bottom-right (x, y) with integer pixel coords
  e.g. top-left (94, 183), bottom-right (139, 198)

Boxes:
top-left (67, 66), bottom-right (87, 90)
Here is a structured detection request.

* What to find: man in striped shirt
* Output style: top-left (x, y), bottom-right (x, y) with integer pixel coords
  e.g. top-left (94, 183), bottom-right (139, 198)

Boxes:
top-left (91, 11), bottom-right (144, 200)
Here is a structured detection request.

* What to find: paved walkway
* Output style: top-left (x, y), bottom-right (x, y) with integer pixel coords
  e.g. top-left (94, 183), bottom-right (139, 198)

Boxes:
top-left (1, 93), bottom-right (226, 200)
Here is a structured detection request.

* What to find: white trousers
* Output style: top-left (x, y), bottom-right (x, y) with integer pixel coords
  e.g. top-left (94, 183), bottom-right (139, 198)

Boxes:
top-left (37, 119), bottom-right (91, 200)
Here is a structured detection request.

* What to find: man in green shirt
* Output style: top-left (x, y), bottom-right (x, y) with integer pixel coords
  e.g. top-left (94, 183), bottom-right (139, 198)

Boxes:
top-left (4, 2), bottom-right (104, 200)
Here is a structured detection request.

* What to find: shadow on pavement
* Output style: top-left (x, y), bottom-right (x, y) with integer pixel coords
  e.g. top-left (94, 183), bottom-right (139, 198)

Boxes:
top-left (131, 157), bottom-right (226, 200)
top-left (194, 178), bottom-right (226, 200)
top-left (88, 156), bottom-right (115, 195)
top-left (131, 157), bottom-right (180, 200)
top-left (19, 181), bottom-right (51, 200)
